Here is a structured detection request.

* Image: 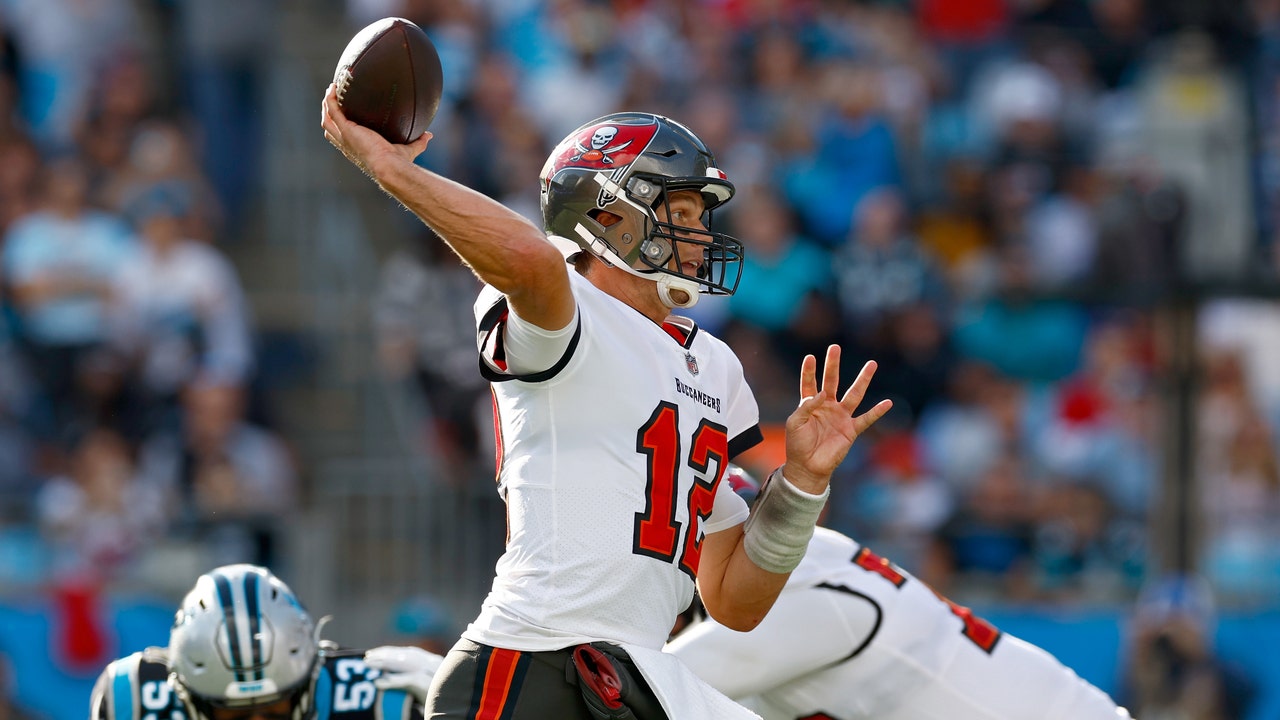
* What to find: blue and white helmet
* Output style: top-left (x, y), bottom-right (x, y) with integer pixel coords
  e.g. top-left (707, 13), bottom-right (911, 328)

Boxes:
top-left (169, 564), bottom-right (319, 720)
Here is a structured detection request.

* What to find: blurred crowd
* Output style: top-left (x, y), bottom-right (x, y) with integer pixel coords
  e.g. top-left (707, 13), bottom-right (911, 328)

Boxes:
top-left (372, 0), bottom-right (1280, 619)
top-left (0, 0), bottom-right (1278, 716)
top-left (0, 0), bottom-right (297, 603)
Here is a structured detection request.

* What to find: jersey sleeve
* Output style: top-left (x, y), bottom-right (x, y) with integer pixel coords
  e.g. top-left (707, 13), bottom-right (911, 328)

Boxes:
top-left (703, 481), bottom-right (750, 535)
top-left (722, 351), bottom-right (762, 460)
top-left (474, 284), bottom-right (582, 383)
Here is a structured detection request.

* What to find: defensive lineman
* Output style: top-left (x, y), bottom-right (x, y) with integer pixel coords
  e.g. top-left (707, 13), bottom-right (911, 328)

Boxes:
top-left (90, 564), bottom-right (436, 720)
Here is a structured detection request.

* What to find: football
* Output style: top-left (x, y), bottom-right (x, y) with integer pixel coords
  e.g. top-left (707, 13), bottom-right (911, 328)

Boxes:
top-left (332, 17), bottom-right (443, 144)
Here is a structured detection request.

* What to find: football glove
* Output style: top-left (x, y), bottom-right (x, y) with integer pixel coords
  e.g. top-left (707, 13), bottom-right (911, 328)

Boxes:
top-left (363, 645), bottom-right (445, 703)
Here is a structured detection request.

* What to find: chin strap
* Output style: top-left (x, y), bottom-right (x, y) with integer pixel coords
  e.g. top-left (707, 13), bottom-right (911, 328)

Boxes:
top-left (566, 226), bottom-right (703, 309)
top-left (656, 274), bottom-right (700, 309)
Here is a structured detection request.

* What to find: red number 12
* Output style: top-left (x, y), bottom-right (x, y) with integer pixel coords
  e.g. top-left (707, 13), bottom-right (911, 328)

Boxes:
top-left (634, 402), bottom-right (728, 579)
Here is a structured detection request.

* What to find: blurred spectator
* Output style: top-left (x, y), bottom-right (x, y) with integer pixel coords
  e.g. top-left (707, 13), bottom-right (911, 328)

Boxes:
top-left (835, 430), bottom-right (953, 573)
top-left (136, 381), bottom-right (297, 567)
top-left (834, 186), bottom-right (949, 354)
top-left (1196, 348), bottom-right (1280, 601)
top-left (112, 182), bottom-right (253, 438)
top-left (1089, 152), bottom-right (1184, 298)
top-left (172, 0), bottom-right (280, 230)
top-left (870, 301), bottom-right (956, 425)
top-left (442, 52), bottom-right (545, 222)
top-left (915, 156), bottom-right (998, 300)
top-left (372, 230), bottom-right (486, 477)
top-left (724, 185), bottom-right (837, 375)
top-left (921, 451), bottom-right (1038, 603)
top-left (739, 27), bottom-right (816, 144)
top-left (1023, 165), bottom-right (1099, 290)
top-left (916, 361), bottom-right (1011, 490)
top-left (952, 241), bottom-right (1089, 382)
top-left (76, 52), bottom-right (162, 208)
top-left (1032, 313), bottom-right (1158, 516)
top-left (0, 137), bottom-right (41, 235)
top-left (102, 120), bottom-right (224, 243)
top-left (913, 0), bottom-right (1012, 99)
top-left (1121, 575), bottom-right (1257, 720)
top-left (0, 0), bottom-right (140, 153)
top-left (780, 59), bottom-right (902, 246)
top-left (0, 15), bottom-right (24, 144)
top-left (1031, 478), bottom-right (1146, 602)
top-left (1084, 0), bottom-right (1151, 89)
top-left (1139, 33), bottom-right (1254, 282)
top-left (2, 155), bottom-right (137, 448)
top-left (34, 426), bottom-right (166, 582)
top-left (492, 0), bottom-right (630, 143)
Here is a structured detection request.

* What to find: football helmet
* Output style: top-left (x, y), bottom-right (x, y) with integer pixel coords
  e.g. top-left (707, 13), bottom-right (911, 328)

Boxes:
top-left (540, 112), bottom-right (744, 309)
top-left (169, 564), bottom-right (320, 720)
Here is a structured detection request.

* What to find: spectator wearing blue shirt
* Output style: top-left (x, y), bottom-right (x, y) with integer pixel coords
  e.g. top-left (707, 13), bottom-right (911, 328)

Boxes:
top-left (2, 155), bottom-right (137, 446)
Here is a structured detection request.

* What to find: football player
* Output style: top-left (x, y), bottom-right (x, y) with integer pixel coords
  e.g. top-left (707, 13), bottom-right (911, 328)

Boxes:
top-left (322, 89), bottom-right (891, 719)
top-left (666, 465), bottom-right (1134, 720)
top-left (89, 564), bottom-right (439, 720)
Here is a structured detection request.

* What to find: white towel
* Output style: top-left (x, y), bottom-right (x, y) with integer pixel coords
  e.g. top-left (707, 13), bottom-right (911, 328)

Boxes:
top-left (620, 643), bottom-right (761, 719)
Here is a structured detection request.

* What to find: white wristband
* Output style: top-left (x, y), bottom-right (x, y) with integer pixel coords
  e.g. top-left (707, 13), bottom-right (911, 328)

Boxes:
top-left (741, 468), bottom-right (828, 574)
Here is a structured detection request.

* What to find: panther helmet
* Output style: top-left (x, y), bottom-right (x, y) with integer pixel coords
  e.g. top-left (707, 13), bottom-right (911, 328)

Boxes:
top-left (169, 564), bottom-right (320, 720)
top-left (540, 112), bottom-right (744, 309)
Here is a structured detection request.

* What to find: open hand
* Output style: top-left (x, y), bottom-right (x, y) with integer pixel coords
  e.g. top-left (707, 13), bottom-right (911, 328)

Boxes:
top-left (782, 345), bottom-right (891, 493)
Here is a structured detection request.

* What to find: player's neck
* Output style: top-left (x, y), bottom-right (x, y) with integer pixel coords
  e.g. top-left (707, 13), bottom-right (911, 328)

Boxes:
top-left (584, 263), bottom-right (670, 325)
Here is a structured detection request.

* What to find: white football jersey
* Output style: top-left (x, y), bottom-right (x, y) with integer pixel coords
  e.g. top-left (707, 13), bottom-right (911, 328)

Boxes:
top-left (464, 270), bottom-right (760, 652)
top-left (666, 527), bottom-right (1131, 720)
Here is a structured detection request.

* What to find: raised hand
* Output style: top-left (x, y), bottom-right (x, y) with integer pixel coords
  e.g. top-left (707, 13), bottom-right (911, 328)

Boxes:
top-left (782, 345), bottom-right (891, 493)
top-left (320, 83), bottom-right (431, 176)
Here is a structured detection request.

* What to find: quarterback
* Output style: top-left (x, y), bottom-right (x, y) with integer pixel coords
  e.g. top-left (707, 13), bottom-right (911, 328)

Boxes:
top-left (322, 85), bottom-right (891, 719)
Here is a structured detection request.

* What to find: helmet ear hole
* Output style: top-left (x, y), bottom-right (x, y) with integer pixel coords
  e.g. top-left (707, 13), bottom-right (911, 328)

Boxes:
top-left (587, 209), bottom-right (623, 228)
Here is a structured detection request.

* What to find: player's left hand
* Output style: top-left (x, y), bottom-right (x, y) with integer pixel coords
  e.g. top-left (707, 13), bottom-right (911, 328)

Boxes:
top-left (782, 345), bottom-right (891, 493)
top-left (363, 645), bottom-right (445, 703)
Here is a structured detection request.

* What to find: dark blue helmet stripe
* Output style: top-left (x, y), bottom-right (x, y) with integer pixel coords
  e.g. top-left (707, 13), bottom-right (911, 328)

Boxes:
top-left (212, 571), bottom-right (247, 682)
top-left (244, 570), bottom-right (264, 680)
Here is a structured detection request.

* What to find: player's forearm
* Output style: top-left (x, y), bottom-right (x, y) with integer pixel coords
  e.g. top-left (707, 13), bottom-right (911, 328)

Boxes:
top-left (698, 526), bottom-right (790, 631)
top-left (369, 154), bottom-right (563, 296)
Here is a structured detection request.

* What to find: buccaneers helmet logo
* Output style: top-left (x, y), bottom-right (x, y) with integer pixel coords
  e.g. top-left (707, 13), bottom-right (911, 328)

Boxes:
top-left (571, 125), bottom-right (632, 164)
top-left (546, 119), bottom-right (659, 175)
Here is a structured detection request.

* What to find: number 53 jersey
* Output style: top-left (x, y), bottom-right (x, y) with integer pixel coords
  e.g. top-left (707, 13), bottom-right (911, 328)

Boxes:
top-left (469, 271), bottom-right (762, 653)
top-left (91, 647), bottom-right (423, 720)
top-left (666, 528), bottom-right (1132, 720)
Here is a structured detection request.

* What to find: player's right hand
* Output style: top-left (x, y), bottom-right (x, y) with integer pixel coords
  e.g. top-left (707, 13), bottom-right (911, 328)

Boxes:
top-left (321, 84), bottom-right (431, 174)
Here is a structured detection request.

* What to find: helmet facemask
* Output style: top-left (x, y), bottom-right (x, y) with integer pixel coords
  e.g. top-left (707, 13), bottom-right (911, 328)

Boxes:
top-left (181, 678), bottom-right (314, 720)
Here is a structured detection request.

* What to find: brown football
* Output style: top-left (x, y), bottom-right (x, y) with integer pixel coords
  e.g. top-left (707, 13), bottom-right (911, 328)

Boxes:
top-left (333, 17), bottom-right (443, 144)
